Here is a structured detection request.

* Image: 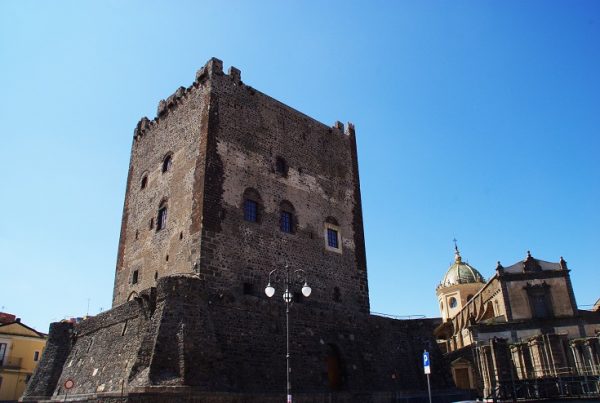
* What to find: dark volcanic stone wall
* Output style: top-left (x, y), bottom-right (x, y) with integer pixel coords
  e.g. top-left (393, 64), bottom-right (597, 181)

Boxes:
top-left (23, 322), bottom-right (73, 400)
top-left (199, 63), bottom-right (370, 314)
top-left (24, 276), bottom-right (453, 402)
top-left (23, 59), bottom-right (460, 402)
top-left (112, 63), bottom-right (213, 306)
top-left (113, 58), bottom-right (369, 313)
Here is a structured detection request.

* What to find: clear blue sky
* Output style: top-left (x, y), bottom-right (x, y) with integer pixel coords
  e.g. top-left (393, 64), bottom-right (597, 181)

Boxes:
top-left (1, 1), bottom-right (599, 332)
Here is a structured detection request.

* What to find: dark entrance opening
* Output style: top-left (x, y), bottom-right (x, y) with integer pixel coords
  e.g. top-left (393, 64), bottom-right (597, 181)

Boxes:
top-left (326, 344), bottom-right (344, 391)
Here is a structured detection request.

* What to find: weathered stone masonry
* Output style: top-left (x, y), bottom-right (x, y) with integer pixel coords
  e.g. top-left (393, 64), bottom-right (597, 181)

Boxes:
top-left (24, 58), bottom-right (460, 402)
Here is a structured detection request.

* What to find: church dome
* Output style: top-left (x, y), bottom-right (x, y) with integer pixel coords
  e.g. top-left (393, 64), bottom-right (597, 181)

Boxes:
top-left (439, 246), bottom-right (485, 288)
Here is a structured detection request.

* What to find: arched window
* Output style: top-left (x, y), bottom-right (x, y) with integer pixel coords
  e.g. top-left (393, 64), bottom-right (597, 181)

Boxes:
top-left (140, 175), bottom-right (148, 190)
top-left (162, 153), bottom-right (173, 173)
top-left (157, 200), bottom-right (168, 231)
top-left (275, 156), bottom-right (288, 177)
top-left (242, 188), bottom-right (263, 223)
top-left (279, 200), bottom-right (296, 233)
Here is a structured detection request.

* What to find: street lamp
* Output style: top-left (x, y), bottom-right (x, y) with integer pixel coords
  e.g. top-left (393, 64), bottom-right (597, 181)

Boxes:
top-left (265, 264), bottom-right (311, 403)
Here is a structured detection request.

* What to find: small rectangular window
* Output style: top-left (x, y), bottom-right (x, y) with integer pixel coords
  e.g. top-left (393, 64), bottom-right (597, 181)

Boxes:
top-left (132, 270), bottom-right (139, 284)
top-left (327, 228), bottom-right (339, 249)
top-left (244, 200), bottom-right (257, 222)
top-left (243, 282), bottom-right (254, 295)
top-left (280, 211), bottom-right (292, 233)
top-left (33, 351), bottom-right (40, 362)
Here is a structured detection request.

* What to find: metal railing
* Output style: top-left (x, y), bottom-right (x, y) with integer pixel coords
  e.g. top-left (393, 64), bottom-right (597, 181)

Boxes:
top-left (370, 312), bottom-right (427, 320)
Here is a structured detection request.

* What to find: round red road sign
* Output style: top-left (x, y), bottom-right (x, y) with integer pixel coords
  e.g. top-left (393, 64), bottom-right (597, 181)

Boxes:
top-left (64, 379), bottom-right (74, 390)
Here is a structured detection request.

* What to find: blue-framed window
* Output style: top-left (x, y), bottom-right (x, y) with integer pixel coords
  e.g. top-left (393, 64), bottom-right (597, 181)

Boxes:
top-left (280, 211), bottom-right (293, 233)
top-left (244, 199), bottom-right (257, 222)
top-left (327, 228), bottom-right (339, 248)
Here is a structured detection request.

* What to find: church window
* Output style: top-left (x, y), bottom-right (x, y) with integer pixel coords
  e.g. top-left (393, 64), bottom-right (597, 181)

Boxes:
top-left (449, 297), bottom-right (457, 308)
top-left (157, 201), bottom-right (168, 231)
top-left (132, 270), bottom-right (139, 284)
top-left (525, 283), bottom-right (553, 318)
top-left (162, 154), bottom-right (173, 173)
top-left (275, 156), bottom-right (288, 177)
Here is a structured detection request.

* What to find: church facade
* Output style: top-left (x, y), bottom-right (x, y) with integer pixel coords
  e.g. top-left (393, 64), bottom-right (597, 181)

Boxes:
top-left (23, 58), bottom-right (463, 402)
top-left (434, 247), bottom-right (600, 399)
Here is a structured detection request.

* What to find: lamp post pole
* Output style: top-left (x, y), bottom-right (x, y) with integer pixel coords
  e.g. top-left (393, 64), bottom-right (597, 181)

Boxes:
top-left (265, 264), bottom-right (311, 403)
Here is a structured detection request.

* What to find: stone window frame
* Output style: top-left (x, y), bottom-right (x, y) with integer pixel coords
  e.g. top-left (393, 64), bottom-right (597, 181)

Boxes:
top-left (33, 350), bottom-right (40, 362)
top-left (324, 217), bottom-right (342, 254)
top-left (162, 152), bottom-right (173, 173)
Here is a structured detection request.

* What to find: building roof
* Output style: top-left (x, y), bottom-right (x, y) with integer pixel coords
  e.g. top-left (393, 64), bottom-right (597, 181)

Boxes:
top-left (501, 251), bottom-right (564, 273)
top-left (439, 246), bottom-right (485, 288)
top-left (0, 320), bottom-right (47, 338)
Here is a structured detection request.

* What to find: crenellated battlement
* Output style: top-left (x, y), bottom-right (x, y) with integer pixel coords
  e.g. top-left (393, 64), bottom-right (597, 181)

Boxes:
top-left (134, 57), bottom-right (245, 140)
top-left (133, 58), bottom-right (356, 144)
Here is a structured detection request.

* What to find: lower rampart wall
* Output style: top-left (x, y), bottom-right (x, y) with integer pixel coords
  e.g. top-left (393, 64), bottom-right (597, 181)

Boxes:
top-left (23, 275), bottom-right (456, 402)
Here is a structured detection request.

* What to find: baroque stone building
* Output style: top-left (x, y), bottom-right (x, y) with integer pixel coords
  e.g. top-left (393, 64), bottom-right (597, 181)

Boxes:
top-left (434, 247), bottom-right (600, 399)
top-left (23, 58), bottom-right (463, 402)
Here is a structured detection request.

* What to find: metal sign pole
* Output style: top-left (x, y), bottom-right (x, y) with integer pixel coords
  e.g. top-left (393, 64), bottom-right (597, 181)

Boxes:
top-left (423, 350), bottom-right (432, 403)
top-left (426, 373), bottom-right (432, 403)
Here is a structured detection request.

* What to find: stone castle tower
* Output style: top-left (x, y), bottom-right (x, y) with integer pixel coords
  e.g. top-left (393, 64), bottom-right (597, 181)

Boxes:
top-left (23, 58), bottom-right (457, 403)
top-left (112, 57), bottom-right (369, 314)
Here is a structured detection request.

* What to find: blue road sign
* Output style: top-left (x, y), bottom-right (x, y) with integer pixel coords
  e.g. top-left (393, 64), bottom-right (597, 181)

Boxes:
top-left (423, 351), bottom-right (431, 374)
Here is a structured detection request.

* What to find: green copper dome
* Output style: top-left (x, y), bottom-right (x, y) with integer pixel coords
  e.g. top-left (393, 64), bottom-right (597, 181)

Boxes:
top-left (439, 246), bottom-right (485, 288)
